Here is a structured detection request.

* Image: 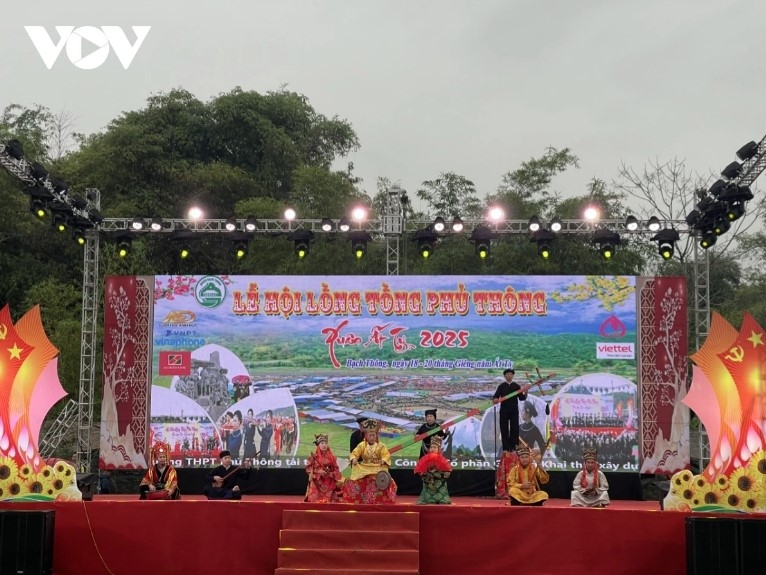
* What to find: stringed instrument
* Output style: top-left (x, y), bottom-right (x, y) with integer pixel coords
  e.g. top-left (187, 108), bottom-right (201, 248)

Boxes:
top-left (212, 460), bottom-right (252, 488)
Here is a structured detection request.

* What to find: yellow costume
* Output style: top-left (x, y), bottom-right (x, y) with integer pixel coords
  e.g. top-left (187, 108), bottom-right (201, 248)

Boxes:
top-left (507, 444), bottom-right (549, 505)
top-left (349, 436), bottom-right (392, 481)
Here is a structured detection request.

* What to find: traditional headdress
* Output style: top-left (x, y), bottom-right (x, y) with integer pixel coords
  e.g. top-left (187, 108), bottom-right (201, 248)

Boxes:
top-left (429, 435), bottom-right (443, 449)
top-left (581, 447), bottom-right (600, 488)
top-left (356, 416), bottom-right (369, 424)
top-left (219, 450), bottom-right (231, 459)
top-left (314, 433), bottom-right (328, 445)
top-left (425, 409), bottom-right (437, 418)
top-left (515, 443), bottom-right (531, 457)
top-left (361, 419), bottom-right (380, 433)
top-left (149, 441), bottom-right (170, 468)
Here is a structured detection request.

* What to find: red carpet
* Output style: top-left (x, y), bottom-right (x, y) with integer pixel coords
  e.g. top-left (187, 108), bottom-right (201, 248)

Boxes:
top-left (276, 509), bottom-right (419, 574)
top-left (1, 496), bottom-right (689, 575)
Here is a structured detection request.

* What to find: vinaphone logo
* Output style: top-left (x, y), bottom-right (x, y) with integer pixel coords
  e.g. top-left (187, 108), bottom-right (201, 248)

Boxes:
top-left (25, 26), bottom-right (150, 70)
top-left (194, 276), bottom-right (226, 309)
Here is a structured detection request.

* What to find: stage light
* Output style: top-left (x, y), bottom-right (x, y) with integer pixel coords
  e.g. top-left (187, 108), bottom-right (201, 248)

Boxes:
top-left (583, 206), bottom-right (599, 221)
top-left (30, 198), bottom-right (47, 219)
top-left (180, 244), bottom-right (191, 259)
top-left (284, 208), bottom-right (296, 221)
top-left (338, 217), bottom-right (351, 233)
top-left (225, 216), bottom-right (237, 232)
top-left (736, 141), bottom-right (758, 161)
top-left (625, 216), bottom-right (639, 231)
top-left (699, 231), bottom-right (716, 249)
top-left (351, 205), bottom-right (368, 222)
top-left (719, 184), bottom-right (753, 223)
top-left (651, 228), bottom-right (680, 261)
top-left (244, 216), bottom-right (257, 232)
top-left (349, 231), bottom-right (371, 259)
top-left (531, 229), bottom-right (556, 261)
top-left (188, 206), bottom-right (203, 220)
top-left (726, 203), bottom-right (746, 222)
top-left (451, 217), bottom-right (464, 233)
top-left (646, 216), bottom-right (661, 232)
top-left (713, 217), bottom-right (730, 236)
top-left (592, 228), bottom-right (621, 260)
top-left (72, 229), bottom-right (86, 246)
top-left (470, 225), bottom-right (494, 260)
top-left (433, 217), bottom-right (446, 232)
top-left (487, 206), bottom-right (505, 222)
top-left (415, 228), bottom-right (438, 259)
top-left (550, 217), bottom-right (562, 232)
top-left (131, 217), bottom-right (144, 231)
top-left (721, 161), bottom-right (742, 179)
top-left (528, 216), bottom-right (540, 232)
top-left (289, 230), bottom-right (314, 260)
top-left (52, 213), bottom-right (67, 233)
top-left (150, 217), bottom-right (163, 231)
top-left (685, 209), bottom-right (702, 228)
top-left (709, 180), bottom-right (727, 198)
top-left (31, 162), bottom-right (48, 183)
top-left (321, 218), bottom-right (334, 232)
top-left (117, 239), bottom-right (131, 257)
top-left (4, 139), bottom-right (24, 160)
top-left (234, 242), bottom-right (248, 258)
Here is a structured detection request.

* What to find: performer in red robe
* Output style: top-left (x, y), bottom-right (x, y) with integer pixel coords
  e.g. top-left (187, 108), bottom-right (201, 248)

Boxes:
top-left (139, 441), bottom-right (180, 500)
top-left (304, 433), bottom-right (342, 503)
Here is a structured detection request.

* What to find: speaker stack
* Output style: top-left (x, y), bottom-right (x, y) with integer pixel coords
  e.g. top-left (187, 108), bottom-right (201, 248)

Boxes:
top-left (0, 510), bottom-right (55, 575)
top-left (686, 516), bottom-right (766, 575)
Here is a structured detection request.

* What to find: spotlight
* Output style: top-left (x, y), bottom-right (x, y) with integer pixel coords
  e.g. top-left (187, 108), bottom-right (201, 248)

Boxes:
top-left (713, 217), bottom-right (730, 236)
top-left (52, 213), bottom-right (67, 233)
top-left (470, 225), bottom-right (495, 260)
top-left (289, 230), bottom-right (314, 259)
top-left (225, 216), bottom-right (237, 232)
top-left (721, 161), bottom-right (742, 180)
top-left (284, 208), bottom-right (296, 221)
top-left (4, 139), bottom-right (24, 160)
top-left (349, 231), bottom-right (371, 259)
top-left (528, 216), bottom-right (540, 232)
top-left (338, 217), bottom-right (351, 232)
top-left (651, 228), bottom-right (680, 261)
top-left (351, 205), bottom-right (369, 223)
top-left (709, 180), bottom-right (727, 198)
top-left (550, 217), bottom-right (562, 232)
top-left (188, 206), bottom-right (203, 220)
top-left (150, 217), bottom-right (163, 231)
top-left (179, 244), bottom-right (191, 259)
top-left (433, 217), bottom-right (446, 232)
top-left (487, 206), bottom-right (505, 222)
top-left (646, 216), bottom-right (661, 232)
top-left (726, 203), bottom-right (746, 222)
top-left (699, 231), bottom-right (717, 249)
top-left (531, 229), bottom-right (556, 260)
top-left (131, 217), bottom-right (144, 231)
top-left (583, 206), bottom-right (599, 221)
top-left (625, 216), bottom-right (639, 231)
top-left (451, 216), bottom-right (464, 233)
top-left (592, 228), bottom-right (621, 260)
top-left (29, 198), bottom-right (47, 219)
top-left (320, 218), bottom-right (334, 232)
top-left (31, 162), bottom-right (48, 183)
top-left (234, 242), bottom-right (248, 258)
top-left (244, 216), bottom-right (257, 232)
top-left (415, 228), bottom-right (438, 259)
top-left (228, 231), bottom-right (251, 259)
top-left (736, 141), bottom-right (758, 162)
top-left (685, 209), bottom-right (702, 228)
top-left (72, 229), bottom-right (86, 246)
top-left (720, 183), bottom-right (754, 206)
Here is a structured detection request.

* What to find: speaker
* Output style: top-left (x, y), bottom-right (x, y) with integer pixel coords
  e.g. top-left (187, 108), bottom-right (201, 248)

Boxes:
top-left (0, 510), bottom-right (55, 575)
top-left (76, 472), bottom-right (99, 501)
top-left (686, 517), bottom-right (740, 575)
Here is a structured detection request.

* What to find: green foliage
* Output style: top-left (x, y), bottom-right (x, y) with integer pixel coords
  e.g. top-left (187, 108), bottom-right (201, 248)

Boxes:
top-left (417, 172), bottom-right (483, 219)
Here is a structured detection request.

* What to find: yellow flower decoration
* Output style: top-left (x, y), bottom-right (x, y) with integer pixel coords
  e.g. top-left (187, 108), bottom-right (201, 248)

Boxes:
top-left (692, 474), bottom-right (708, 490)
top-left (7, 480), bottom-right (29, 498)
top-left (748, 450), bottom-right (766, 478)
top-left (51, 477), bottom-right (66, 492)
top-left (27, 476), bottom-right (45, 495)
top-left (723, 490), bottom-right (742, 509)
top-left (54, 462), bottom-right (67, 475)
top-left (730, 466), bottom-right (761, 497)
top-left (713, 474), bottom-right (730, 491)
top-left (671, 470), bottom-right (693, 490)
top-left (691, 483), bottom-right (723, 507)
top-left (0, 456), bottom-right (19, 482)
top-left (18, 463), bottom-right (33, 479)
top-left (39, 465), bottom-right (55, 480)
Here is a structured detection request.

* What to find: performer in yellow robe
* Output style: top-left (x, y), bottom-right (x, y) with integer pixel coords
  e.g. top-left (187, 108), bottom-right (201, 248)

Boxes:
top-left (507, 443), bottom-right (549, 506)
top-left (343, 419), bottom-right (397, 504)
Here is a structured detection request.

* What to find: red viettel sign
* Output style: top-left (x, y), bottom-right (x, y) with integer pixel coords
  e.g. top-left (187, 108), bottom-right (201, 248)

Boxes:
top-left (596, 342), bottom-right (635, 360)
top-left (158, 351), bottom-right (192, 375)
top-left (599, 315), bottom-right (627, 338)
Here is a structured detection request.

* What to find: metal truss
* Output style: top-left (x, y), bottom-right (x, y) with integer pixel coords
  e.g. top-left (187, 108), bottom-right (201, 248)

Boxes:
top-left (39, 398), bottom-right (79, 458)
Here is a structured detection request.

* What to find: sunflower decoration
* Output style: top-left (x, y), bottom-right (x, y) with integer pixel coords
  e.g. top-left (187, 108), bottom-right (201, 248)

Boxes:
top-left (0, 456), bottom-right (19, 482)
top-left (27, 475), bottom-right (45, 495)
top-left (730, 466), bottom-right (761, 498)
top-left (18, 463), bottom-right (33, 480)
top-left (723, 490), bottom-right (743, 509)
top-left (691, 482), bottom-right (723, 507)
top-left (747, 449), bottom-right (766, 479)
top-left (7, 480), bottom-right (29, 498)
top-left (714, 474), bottom-right (730, 491)
top-left (50, 476), bottom-right (66, 494)
top-left (692, 474), bottom-right (708, 490)
top-left (39, 465), bottom-right (55, 481)
top-left (54, 461), bottom-right (68, 475)
top-left (670, 470), bottom-right (693, 495)
top-left (55, 462), bottom-right (75, 482)
top-left (741, 496), bottom-right (759, 512)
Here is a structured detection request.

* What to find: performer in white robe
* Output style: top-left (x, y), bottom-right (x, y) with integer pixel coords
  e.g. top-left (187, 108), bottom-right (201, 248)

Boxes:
top-left (571, 447), bottom-right (610, 508)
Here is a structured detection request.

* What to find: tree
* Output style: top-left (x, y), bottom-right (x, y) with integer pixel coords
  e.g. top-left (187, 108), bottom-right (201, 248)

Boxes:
top-left (416, 172), bottom-right (483, 219)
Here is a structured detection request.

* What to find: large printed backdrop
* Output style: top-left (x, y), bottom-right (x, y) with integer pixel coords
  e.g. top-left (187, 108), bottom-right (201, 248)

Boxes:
top-left (100, 275), bottom-right (688, 476)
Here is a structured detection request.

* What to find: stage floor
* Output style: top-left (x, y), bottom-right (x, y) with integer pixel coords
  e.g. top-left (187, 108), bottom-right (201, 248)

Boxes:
top-left (95, 492), bottom-right (660, 510)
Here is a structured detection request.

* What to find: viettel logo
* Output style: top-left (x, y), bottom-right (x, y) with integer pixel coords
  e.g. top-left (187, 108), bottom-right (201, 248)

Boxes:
top-left (194, 276), bottom-right (226, 309)
top-left (599, 315), bottom-right (627, 338)
top-left (25, 26), bottom-right (150, 69)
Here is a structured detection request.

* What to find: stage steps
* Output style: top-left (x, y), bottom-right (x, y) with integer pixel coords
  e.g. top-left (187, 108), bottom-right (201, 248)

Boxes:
top-left (275, 509), bottom-right (419, 575)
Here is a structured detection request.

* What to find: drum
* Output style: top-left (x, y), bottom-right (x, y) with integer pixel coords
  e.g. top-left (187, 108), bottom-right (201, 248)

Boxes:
top-left (375, 470), bottom-right (391, 491)
top-left (146, 489), bottom-right (170, 500)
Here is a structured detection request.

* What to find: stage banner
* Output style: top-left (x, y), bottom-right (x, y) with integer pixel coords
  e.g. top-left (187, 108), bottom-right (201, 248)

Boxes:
top-left (98, 275), bottom-right (686, 474)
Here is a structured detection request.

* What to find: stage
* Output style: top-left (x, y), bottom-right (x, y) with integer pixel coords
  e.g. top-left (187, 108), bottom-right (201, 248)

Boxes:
top-left (2, 495), bottom-right (694, 575)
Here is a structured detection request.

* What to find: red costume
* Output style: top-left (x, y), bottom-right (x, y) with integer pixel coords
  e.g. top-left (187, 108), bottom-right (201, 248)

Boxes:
top-left (304, 434), bottom-right (343, 503)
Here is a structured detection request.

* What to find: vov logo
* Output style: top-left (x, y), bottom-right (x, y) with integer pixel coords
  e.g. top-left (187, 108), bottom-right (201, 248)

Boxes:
top-left (25, 26), bottom-right (151, 70)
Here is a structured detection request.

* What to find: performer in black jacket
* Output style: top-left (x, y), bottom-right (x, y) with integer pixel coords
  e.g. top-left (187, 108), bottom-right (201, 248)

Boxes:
top-left (203, 450), bottom-right (253, 500)
top-left (492, 369), bottom-right (527, 453)
top-left (349, 417), bottom-right (368, 453)
top-left (415, 408), bottom-right (447, 457)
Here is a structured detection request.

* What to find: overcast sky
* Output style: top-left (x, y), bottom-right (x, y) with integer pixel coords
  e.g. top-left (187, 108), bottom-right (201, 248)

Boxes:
top-left (2, 0), bottom-right (764, 215)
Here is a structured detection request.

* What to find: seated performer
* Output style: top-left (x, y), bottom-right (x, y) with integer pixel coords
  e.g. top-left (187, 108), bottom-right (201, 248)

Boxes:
top-left (343, 419), bottom-right (397, 504)
top-left (415, 408), bottom-right (447, 458)
top-left (305, 433), bottom-right (343, 503)
top-left (414, 435), bottom-right (452, 504)
top-left (571, 447), bottom-right (610, 508)
top-left (203, 450), bottom-right (253, 500)
top-left (349, 416), bottom-right (368, 453)
top-left (507, 443), bottom-right (549, 506)
top-left (139, 441), bottom-right (180, 500)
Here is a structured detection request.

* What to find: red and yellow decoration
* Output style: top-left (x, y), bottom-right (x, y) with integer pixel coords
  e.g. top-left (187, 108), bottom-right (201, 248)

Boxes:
top-left (0, 305), bottom-right (82, 501)
top-left (664, 312), bottom-right (766, 513)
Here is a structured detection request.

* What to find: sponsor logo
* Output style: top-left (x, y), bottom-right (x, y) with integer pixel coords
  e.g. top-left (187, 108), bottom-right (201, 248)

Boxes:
top-left (25, 26), bottom-right (150, 70)
top-left (161, 310), bottom-right (197, 326)
top-left (599, 315), bottom-right (627, 338)
top-left (158, 351), bottom-right (191, 376)
top-left (194, 276), bottom-right (226, 309)
top-left (596, 342), bottom-right (635, 360)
